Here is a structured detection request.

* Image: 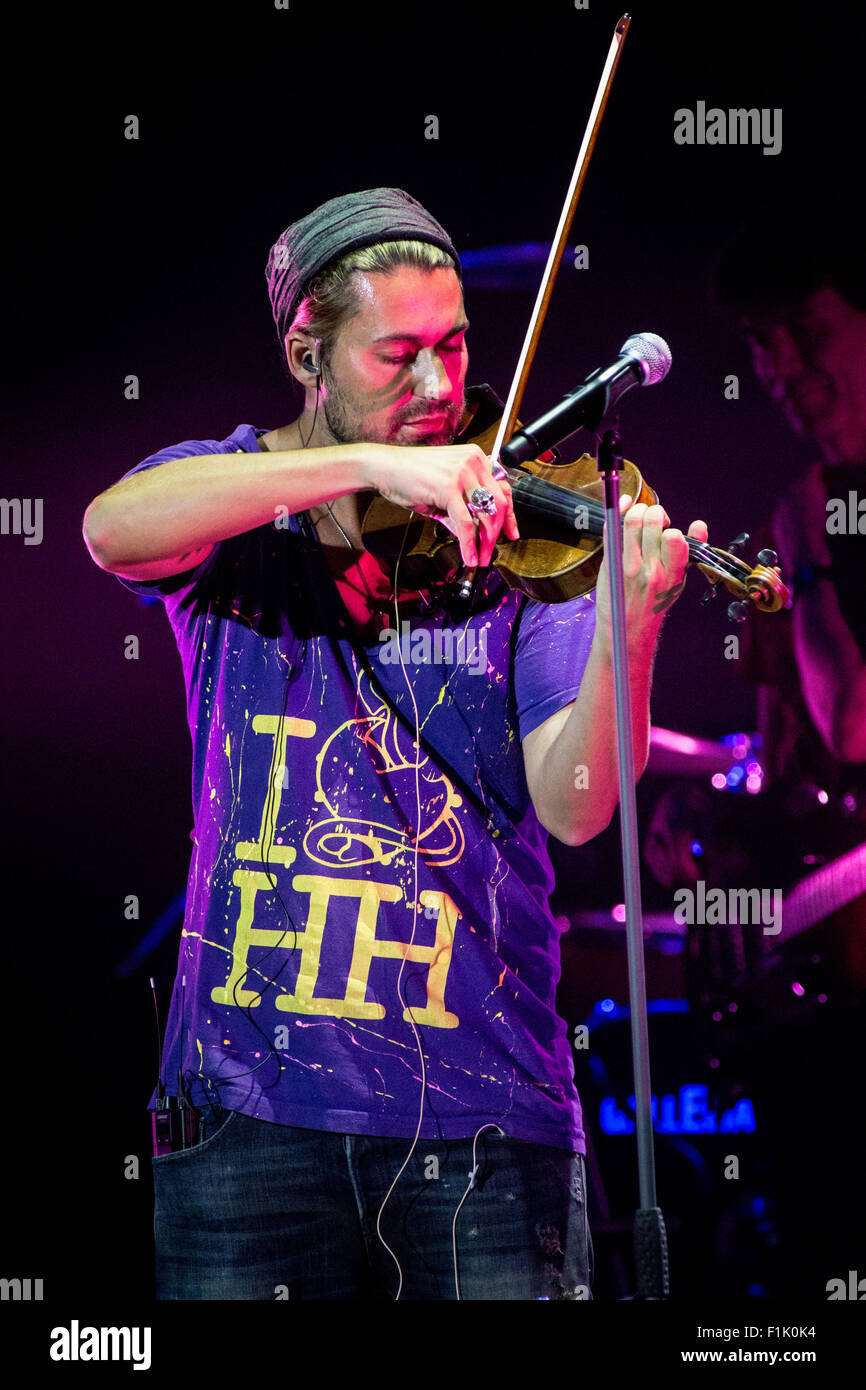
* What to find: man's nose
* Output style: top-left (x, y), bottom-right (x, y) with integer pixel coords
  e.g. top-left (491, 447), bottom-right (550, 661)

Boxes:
top-left (410, 348), bottom-right (449, 399)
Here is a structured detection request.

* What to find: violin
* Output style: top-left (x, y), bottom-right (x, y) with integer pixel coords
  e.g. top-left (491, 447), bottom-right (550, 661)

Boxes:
top-left (359, 410), bottom-right (790, 618)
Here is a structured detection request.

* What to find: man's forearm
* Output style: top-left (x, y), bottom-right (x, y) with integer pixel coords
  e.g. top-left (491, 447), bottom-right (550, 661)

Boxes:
top-left (83, 444), bottom-right (373, 570)
top-left (532, 626), bottom-right (660, 846)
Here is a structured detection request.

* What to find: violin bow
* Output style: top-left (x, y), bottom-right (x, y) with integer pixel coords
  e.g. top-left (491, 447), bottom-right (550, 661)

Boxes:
top-left (489, 13), bottom-right (632, 466)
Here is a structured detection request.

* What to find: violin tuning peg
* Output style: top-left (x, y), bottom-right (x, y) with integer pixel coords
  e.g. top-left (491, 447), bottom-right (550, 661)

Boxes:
top-left (756, 548), bottom-right (778, 567)
top-left (727, 599), bottom-right (751, 624)
top-left (727, 532), bottom-right (749, 553)
top-left (700, 583), bottom-right (721, 606)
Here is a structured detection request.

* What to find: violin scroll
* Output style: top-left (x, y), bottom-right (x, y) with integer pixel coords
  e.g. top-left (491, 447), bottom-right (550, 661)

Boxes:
top-left (695, 539), bottom-right (790, 619)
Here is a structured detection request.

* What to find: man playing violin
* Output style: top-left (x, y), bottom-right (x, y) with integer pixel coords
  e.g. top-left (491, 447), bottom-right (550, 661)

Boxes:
top-left (83, 187), bottom-right (706, 1301)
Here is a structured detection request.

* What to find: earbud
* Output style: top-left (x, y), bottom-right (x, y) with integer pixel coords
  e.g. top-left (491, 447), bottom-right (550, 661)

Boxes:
top-left (302, 342), bottom-right (321, 375)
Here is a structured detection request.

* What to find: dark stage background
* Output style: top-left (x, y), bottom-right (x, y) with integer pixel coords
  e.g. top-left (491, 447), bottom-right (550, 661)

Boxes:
top-left (2, 0), bottom-right (861, 1316)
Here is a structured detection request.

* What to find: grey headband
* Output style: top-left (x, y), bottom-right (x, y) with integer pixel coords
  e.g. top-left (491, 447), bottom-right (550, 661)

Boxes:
top-left (265, 187), bottom-right (461, 350)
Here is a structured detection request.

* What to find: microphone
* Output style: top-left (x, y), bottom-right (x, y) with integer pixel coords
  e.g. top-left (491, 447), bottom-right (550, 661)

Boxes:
top-left (499, 332), bottom-right (672, 468)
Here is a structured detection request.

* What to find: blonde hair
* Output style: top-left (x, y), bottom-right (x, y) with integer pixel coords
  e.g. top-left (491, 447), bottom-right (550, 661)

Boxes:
top-left (284, 239), bottom-right (459, 374)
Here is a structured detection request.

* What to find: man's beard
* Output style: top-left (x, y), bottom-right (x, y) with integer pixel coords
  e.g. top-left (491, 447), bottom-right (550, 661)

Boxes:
top-left (321, 366), bottom-right (464, 447)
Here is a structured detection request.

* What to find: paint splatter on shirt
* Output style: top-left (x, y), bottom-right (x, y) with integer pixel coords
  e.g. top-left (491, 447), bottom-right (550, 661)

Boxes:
top-left (115, 421), bottom-right (597, 1150)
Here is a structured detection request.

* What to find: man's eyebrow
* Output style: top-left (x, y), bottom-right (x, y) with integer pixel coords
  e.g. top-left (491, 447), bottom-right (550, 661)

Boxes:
top-left (372, 320), bottom-right (469, 344)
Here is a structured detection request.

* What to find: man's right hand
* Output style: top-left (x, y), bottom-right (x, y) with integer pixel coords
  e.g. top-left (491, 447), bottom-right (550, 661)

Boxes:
top-left (360, 442), bottom-right (519, 568)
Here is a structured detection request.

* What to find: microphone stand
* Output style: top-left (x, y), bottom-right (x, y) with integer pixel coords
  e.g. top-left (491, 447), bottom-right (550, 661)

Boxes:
top-left (596, 420), bottom-right (670, 1300)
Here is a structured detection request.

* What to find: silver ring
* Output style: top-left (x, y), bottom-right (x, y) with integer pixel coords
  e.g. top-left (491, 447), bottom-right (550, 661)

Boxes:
top-left (468, 485), bottom-right (497, 516)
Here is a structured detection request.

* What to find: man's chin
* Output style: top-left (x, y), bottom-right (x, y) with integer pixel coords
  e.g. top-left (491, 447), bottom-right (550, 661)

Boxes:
top-left (392, 421), bottom-right (456, 445)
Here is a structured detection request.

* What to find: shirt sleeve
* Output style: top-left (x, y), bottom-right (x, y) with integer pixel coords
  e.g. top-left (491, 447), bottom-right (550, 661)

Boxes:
top-left (513, 590), bottom-right (597, 741)
top-left (109, 438), bottom-right (239, 599)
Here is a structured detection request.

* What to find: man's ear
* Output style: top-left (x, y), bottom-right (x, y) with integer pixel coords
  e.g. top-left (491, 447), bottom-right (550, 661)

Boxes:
top-left (284, 332), bottom-right (318, 384)
top-left (302, 338), bottom-right (322, 375)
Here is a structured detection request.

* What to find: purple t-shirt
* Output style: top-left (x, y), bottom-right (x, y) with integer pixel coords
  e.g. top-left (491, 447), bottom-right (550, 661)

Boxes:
top-left (115, 421), bottom-right (597, 1150)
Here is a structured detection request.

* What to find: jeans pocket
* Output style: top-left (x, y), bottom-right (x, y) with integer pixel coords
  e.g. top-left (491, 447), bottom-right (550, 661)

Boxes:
top-left (151, 1104), bottom-right (240, 1166)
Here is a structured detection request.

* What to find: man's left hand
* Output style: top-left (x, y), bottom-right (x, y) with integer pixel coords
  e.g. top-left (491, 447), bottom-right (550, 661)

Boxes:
top-left (594, 495), bottom-right (708, 650)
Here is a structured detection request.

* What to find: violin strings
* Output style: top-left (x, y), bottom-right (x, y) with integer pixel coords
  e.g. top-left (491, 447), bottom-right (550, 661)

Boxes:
top-left (508, 474), bottom-right (750, 583)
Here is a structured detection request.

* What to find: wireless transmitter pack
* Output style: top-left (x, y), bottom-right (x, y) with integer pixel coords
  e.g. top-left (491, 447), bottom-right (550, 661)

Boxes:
top-left (152, 1094), bottom-right (201, 1156)
top-left (150, 975), bottom-right (203, 1155)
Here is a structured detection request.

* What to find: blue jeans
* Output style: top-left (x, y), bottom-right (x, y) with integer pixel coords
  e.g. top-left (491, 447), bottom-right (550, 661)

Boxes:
top-left (152, 1102), bottom-right (594, 1300)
